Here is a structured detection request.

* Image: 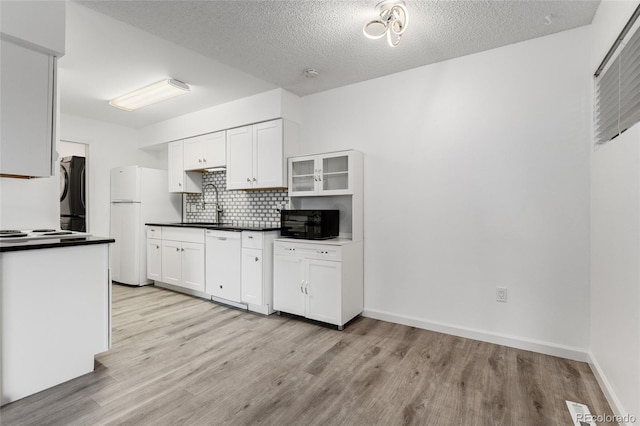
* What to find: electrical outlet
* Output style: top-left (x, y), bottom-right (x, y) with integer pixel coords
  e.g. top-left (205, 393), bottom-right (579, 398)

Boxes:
top-left (496, 287), bottom-right (508, 303)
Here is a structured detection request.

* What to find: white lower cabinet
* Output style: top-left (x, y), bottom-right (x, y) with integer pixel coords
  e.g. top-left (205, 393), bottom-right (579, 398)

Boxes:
top-left (157, 227), bottom-right (205, 293)
top-left (181, 242), bottom-right (206, 290)
top-left (272, 255), bottom-right (305, 316)
top-left (146, 238), bottom-right (162, 281)
top-left (273, 239), bottom-right (363, 329)
top-left (305, 259), bottom-right (342, 324)
top-left (241, 247), bottom-right (264, 305)
top-left (147, 226), bottom-right (278, 312)
top-left (161, 240), bottom-right (182, 285)
top-left (241, 231), bottom-right (278, 314)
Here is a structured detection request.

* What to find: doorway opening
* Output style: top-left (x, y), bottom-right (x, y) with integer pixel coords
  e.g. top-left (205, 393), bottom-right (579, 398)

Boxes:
top-left (59, 140), bottom-right (89, 232)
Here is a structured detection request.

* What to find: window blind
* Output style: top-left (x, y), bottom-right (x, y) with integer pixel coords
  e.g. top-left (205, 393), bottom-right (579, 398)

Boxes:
top-left (595, 6), bottom-right (640, 146)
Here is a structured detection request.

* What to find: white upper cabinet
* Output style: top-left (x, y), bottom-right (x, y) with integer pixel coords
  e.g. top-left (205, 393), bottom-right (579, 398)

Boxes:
top-left (289, 150), bottom-right (362, 197)
top-left (0, 1), bottom-right (65, 178)
top-left (226, 125), bottom-right (254, 189)
top-left (0, 39), bottom-right (55, 177)
top-left (168, 140), bottom-right (202, 193)
top-left (226, 119), bottom-right (298, 190)
top-left (183, 131), bottom-right (226, 171)
top-left (253, 120), bottom-right (285, 188)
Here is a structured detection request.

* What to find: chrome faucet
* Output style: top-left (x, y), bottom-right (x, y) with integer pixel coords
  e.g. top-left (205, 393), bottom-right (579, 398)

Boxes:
top-left (203, 183), bottom-right (223, 224)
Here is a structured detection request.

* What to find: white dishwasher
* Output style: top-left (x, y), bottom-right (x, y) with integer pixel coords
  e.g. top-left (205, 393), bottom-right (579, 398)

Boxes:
top-left (205, 230), bottom-right (242, 303)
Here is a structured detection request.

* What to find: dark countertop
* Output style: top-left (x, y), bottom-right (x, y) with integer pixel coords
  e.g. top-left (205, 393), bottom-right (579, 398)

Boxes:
top-left (0, 236), bottom-right (115, 253)
top-left (146, 223), bottom-right (281, 232)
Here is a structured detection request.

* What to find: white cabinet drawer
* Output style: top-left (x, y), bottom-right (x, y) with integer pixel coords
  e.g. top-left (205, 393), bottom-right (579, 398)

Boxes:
top-left (162, 227), bottom-right (205, 244)
top-left (242, 231), bottom-right (263, 249)
top-left (146, 226), bottom-right (162, 239)
top-left (206, 230), bottom-right (241, 240)
top-left (274, 241), bottom-right (342, 261)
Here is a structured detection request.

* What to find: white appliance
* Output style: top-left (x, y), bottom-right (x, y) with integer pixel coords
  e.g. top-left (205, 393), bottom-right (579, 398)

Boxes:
top-left (0, 229), bottom-right (90, 242)
top-left (110, 166), bottom-right (181, 286)
top-left (205, 230), bottom-right (242, 303)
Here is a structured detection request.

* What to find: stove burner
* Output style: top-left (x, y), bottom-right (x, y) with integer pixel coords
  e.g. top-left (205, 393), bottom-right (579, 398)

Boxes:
top-left (43, 231), bottom-right (73, 236)
top-left (0, 230), bottom-right (22, 234)
top-left (0, 231), bottom-right (28, 238)
top-left (32, 229), bottom-right (57, 233)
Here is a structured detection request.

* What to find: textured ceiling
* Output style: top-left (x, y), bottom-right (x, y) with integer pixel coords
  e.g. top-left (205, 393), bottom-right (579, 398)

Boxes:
top-left (65, 0), bottom-right (600, 128)
top-left (59, 2), bottom-right (276, 129)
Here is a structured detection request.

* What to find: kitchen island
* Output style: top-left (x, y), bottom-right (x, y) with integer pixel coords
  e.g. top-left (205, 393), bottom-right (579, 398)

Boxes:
top-left (0, 236), bottom-right (114, 406)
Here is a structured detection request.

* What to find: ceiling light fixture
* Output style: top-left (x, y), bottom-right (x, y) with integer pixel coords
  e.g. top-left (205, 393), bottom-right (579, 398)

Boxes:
top-left (109, 79), bottom-right (190, 111)
top-left (303, 68), bottom-right (319, 78)
top-left (363, 0), bottom-right (409, 47)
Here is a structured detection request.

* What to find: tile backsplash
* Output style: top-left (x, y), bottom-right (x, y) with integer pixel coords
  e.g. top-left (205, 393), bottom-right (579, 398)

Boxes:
top-left (185, 171), bottom-right (289, 227)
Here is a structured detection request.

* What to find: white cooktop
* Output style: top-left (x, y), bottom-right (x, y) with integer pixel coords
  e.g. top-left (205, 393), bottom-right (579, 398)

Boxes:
top-left (0, 229), bottom-right (91, 242)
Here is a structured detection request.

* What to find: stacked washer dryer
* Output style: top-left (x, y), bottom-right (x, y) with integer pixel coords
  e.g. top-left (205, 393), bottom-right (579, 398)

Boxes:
top-left (60, 156), bottom-right (86, 232)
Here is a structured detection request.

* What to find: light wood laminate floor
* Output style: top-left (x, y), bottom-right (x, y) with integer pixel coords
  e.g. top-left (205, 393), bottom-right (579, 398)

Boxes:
top-left (2, 284), bottom-right (614, 425)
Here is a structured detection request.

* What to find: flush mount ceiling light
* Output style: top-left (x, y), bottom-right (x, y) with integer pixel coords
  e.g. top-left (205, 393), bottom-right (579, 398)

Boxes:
top-left (303, 68), bottom-right (319, 78)
top-left (109, 79), bottom-right (190, 111)
top-left (363, 0), bottom-right (409, 47)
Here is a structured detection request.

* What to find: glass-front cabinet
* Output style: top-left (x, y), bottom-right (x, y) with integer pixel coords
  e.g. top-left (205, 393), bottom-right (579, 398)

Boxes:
top-left (322, 154), bottom-right (349, 193)
top-left (290, 156), bottom-right (316, 195)
top-left (288, 150), bottom-right (358, 197)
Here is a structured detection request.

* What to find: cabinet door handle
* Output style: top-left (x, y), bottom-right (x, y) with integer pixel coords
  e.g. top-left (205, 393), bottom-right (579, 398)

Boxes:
top-left (156, 245), bottom-right (159, 249)
top-left (252, 177), bottom-right (257, 182)
top-left (178, 182), bottom-right (182, 186)
top-left (217, 237), bottom-right (227, 241)
top-left (219, 285), bottom-right (223, 289)
top-left (300, 280), bottom-right (304, 293)
top-left (305, 283), bottom-right (309, 295)
top-left (176, 247), bottom-right (180, 252)
top-left (198, 159), bottom-right (202, 163)
top-left (255, 257), bottom-right (259, 262)
top-left (181, 248), bottom-right (185, 252)
top-left (247, 178), bottom-right (251, 183)
top-left (203, 158), bottom-right (207, 163)
top-left (248, 235), bottom-right (253, 239)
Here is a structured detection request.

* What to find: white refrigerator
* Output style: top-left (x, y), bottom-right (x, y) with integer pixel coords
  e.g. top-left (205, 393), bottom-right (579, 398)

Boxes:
top-left (110, 166), bottom-right (181, 286)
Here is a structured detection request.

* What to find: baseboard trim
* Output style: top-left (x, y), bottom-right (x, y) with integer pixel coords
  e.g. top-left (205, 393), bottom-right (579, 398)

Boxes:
top-left (362, 308), bottom-right (589, 362)
top-left (587, 351), bottom-right (631, 424)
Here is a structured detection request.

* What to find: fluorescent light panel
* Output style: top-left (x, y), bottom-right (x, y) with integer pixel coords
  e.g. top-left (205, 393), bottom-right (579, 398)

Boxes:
top-left (109, 79), bottom-right (190, 111)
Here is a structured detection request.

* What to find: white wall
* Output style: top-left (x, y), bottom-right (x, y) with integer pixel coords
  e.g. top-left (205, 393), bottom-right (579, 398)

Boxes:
top-left (60, 114), bottom-right (165, 237)
top-left (138, 88), bottom-right (301, 148)
top-left (0, 0), bottom-right (65, 55)
top-left (300, 26), bottom-right (592, 359)
top-left (589, 1), bottom-right (640, 421)
top-left (1, 115), bottom-right (165, 234)
top-left (0, 175), bottom-right (59, 230)
top-left (59, 140), bottom-right (87, 158)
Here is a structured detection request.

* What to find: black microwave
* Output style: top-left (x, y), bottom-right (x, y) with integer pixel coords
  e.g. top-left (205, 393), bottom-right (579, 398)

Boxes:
top-left (280, 210), bottom-right (339, 240)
